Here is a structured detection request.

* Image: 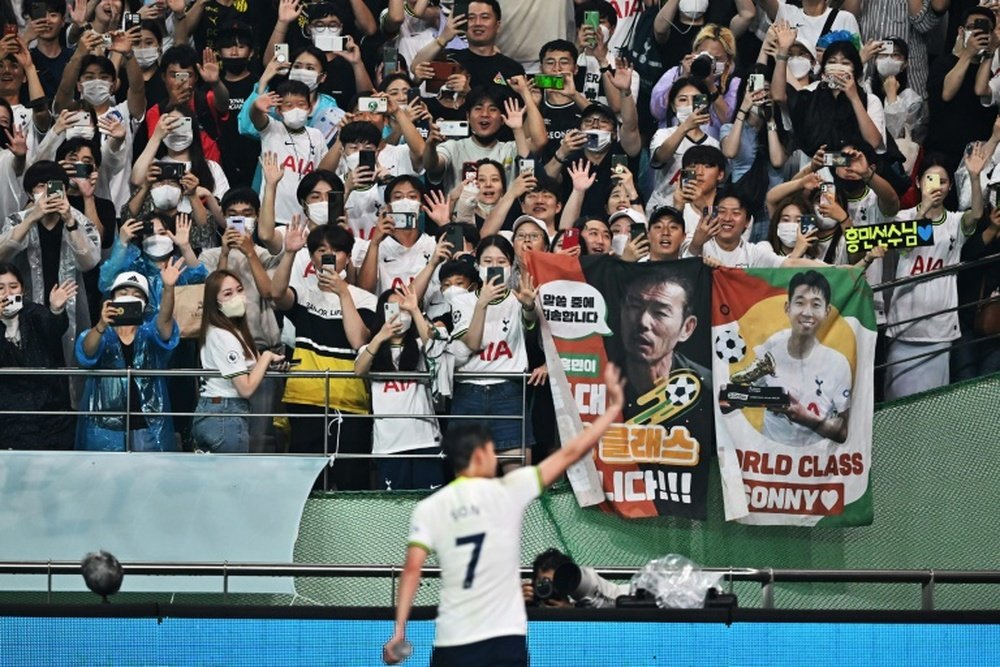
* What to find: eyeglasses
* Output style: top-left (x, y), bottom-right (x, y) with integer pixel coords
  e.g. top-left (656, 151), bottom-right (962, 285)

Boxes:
top-left (515, 233), bottom-right (545, 242)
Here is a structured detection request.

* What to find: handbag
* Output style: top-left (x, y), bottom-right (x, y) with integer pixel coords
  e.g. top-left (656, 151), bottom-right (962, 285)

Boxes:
top-left (173, 284), bottom-right (205, 338)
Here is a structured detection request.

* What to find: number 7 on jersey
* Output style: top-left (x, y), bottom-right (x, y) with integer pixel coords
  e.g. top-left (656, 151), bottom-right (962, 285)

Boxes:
top-left (455, 533), bottom-right (485, 589)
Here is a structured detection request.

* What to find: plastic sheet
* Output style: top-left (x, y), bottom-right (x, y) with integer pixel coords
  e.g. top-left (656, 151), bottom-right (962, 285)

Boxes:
top-left (629, 554), bottom-right (724, 609)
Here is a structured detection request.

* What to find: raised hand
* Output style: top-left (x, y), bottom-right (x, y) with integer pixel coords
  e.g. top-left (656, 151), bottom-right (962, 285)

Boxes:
top-left (277, 0), bottom-right (302, 24)
top-left (5, 126), bottom-right (26, 158)
top-left (514, 271), bottom-right (537, 309)
top-left (965, 141), bottom-right (988, 176)
top-left (261, 150), bottom-right (284, 185)
top-left (169, 212), bottom-right (192, 247)
top-left (611, 58), bottom-right (633, 92)
top-left (98, 115), bottom-right (126, 140)
top-left (568, 159), bottom-right (596, 191)
top-left (160, 255), bottom-right (187, 287)
top-left (284, 215), bottom-right (308, 252)
top-left (397, 283), bottom-right (420, 313)
top-left (197, 47), bottom-right (220, 84)
top-left (421, 189), bottom-right (452, 227)
top-left (773, 20), bottom-right (797, 53)
top-left (49, 279), bottom-right (78, 314)
top-left (502, 97), bottom-right (525, 130)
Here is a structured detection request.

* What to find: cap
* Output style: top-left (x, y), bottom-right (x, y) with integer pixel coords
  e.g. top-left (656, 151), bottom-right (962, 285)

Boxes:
top-left (608, 208), bottom-right (647, 227)
top-left (511, 215), bottom-right (548, 236)
top-left (793, 36), bottom-right (817, 60)
top-left (581, 103), bottom-right (618, 128)
top-left (108, 272), bottom-right (150, 302)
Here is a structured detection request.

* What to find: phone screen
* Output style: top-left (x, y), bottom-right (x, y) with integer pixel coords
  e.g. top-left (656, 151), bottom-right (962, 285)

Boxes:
top-left (359, 150), bottom-right (377, 171)
top-left (561, 229), bottom-right (580, 250)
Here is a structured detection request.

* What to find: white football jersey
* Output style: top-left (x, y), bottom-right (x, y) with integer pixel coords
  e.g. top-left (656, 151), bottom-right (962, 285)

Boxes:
top-left (408, 466), bottom-right (542, 647)
top-left (755, 329), bottom-right (853, 447)
top-left (376, 233), bottom-right (437, 295)
top-left (452, 291), bottom-right (530, 384)
top-left (362, 345), bottom-right (440, 454)
top-left (887, 208), bottom-right (970, 342)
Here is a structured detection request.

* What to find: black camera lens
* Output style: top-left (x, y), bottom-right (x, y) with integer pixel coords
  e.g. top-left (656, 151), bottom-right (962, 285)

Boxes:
top-left (534, 577), bottom-right (554, 600)
top-left (690, 53), bottom-right (713, 80)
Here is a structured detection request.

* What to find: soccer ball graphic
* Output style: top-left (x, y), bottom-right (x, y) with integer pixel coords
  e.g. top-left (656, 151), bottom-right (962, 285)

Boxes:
top-left (666, 371), bottom-right (701, 408)
top-left (715, 326), bottom-right (747, 364)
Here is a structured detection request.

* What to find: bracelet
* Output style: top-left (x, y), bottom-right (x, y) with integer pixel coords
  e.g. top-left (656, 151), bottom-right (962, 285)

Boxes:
top-left (735, 111), bottom-right (746, 121)
top-left (599, 65), bottom-right (613, 74)
top-left (65, 221), bottom-right (79, 231)
top-left (555, 153), bottom-right (570, 165)
top-left (838, 215), bottom-right (849, 225)
top-left (621, 89), bottom-right (632, 97)
top-left (630, 196), bottom-right (642, 205)
top-left (435, 37), bottom-right (447, 49)
top-left (364, 347), bottom-right (376, 356)
top-left (775, 53), bottom-right (788, 62)
top-left (767, 121), bottom-right (777, 131)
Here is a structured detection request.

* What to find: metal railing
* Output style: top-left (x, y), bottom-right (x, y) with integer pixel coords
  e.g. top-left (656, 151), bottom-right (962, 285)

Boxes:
top-left (1, 561), bottom-right (997, 611)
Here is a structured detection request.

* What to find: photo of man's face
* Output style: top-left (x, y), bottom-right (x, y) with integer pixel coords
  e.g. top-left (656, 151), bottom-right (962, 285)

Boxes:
top-left (621, 279), bottom-right (697, 368)
top-left (785, 284), bottom-right (831, 337)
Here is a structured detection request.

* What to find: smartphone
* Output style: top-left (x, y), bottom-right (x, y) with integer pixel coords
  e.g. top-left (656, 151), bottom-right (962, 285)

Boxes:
top-left (3, 294), bottom-right (22, 310)
top-left (586, 131), bottom-right (601, 151)
top-left (139, 220), bottom-right (155, 238)
top-left (355, 150), bottom-right (376, 174)
top-left (320, 253), bottom-right (336, 267)
top-left (154, 161), bottom-right (185, 181)
top-left (30, 2), bottom-right (46, 20)
top-left (703, 205), bottom-right (717, 219)
top-left (823, 152), bottom-right (850, 167)
top-left (820, 182), bottom-right (836, 203)
top-left (680, 167), bottom-right (697, 188)
top-left (584, 10), bottom-right (600, 47)
top-left (358, 97), bottom-right (388, 114)
top-left (611, 154), bottom-right (628, 174)
top-left (73, 162), bottom-right (93, 178)
top-left (109, 300), bottom-right (144, 326)
top-left (46, 180), bottom-right (65, 198)
top-left (630, 222), bottom-right (646, 240)
top-left (226, 216), bottom-right (246, 234)
top-left (445, 225), bottom-right (464, 253)
top-left (972, 18), bottom-right (992, 34)
top-left (391, 211), bottom-right (415, 229)
top-left (328, 190), bottom-right (345, 223)
top-left (799, 214), bottom-right (817, 233)
top-left (453, 0), bottom-right (470, 19)
top-left (274, 43), bottom-right (289, 64)
top-left (3, 24), bottom-right (16, 36)
top-left (748, 73), bottom-right (765, 93)
top-left (533, 74), bottom-right (565, 90)
top-left (486, 266), bottom-right (505, 286)
top-left (384, 301), bottom-right (400, 320)
top-left (880, 41), bottom-right (894, 55)
top-left (124, 12), bottom-right (141, 29)
top-left (383, 45), bottom-right (398, 74)
top-left (427, 61), bottom-right (459, 93)
top-left (439, 120), bottom-right (470, 138)
top-left (518, 158), bottom-right (535, 176)
top-left (693, 93), bottom-right (710, 111)
top-left (313, 33), bottom-right (345, 52)
top-left (407, 87), bottom-right (421, 103)
top-left (561, 228), bottom-right (580, 250)
top-left (925, 173), bottom-right (941, 191)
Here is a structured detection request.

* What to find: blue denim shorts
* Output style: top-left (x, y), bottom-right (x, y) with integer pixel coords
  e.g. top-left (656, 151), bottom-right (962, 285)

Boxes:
top-left (192, 396), bottom-right (250, 453)
top-left (450, 380), bottom-right (534, 451)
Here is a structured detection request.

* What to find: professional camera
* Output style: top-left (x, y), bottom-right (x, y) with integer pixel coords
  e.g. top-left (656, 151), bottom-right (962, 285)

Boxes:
top-left (530, 549), bottom-right (626, 608)
top-left (690, 51), bottom-right (716, 80)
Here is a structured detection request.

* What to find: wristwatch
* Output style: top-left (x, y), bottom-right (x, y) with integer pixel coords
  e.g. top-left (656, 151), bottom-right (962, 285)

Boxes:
top-left (65, 220), bottom-right (79, 231)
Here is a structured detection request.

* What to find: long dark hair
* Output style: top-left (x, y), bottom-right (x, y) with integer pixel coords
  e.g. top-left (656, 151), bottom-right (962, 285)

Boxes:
top-left (157, 104), bottom-right (216, 193)
top-left (728, 64), bottom-right (786, 213)
top-left (868, 37), bottom-right (910, 100)
top-left (796, 41), bottom-right (869, 157)
top-left (199, 270), bottom-right (257, 359)
top-left (667, 77), bottom-right (710, 126)
top-left (368, 289), bottom-right (421, 373)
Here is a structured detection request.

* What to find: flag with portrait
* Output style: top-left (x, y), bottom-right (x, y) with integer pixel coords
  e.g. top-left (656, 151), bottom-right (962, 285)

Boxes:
top-left (525, 253), bottom-right (713, 519)
top-left (711, 267), bottom-right (876, 526)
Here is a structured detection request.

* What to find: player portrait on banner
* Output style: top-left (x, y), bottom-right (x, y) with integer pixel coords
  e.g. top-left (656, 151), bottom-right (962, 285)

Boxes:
top-left (712, 267), bottom-right (876, 527)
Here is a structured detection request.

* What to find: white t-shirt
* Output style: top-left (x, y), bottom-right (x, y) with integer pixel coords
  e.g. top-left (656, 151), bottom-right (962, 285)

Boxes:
top-left (260, 120), bottom-right (327, 225)
top-left (408, 466), bottom-right (543, 647)
top-left (755, 329), bottom-right (853, 447)
top-left (887, 209), bottom-right (970, 343)
top-left (361, 344), bottom-right (440, 454)
top-left (435, 138), bottom-right (519, 193)
top-left (648, 127), bottom-right (720, 211)
top-left (696, 238), bottom-right (785, 268)
top-left (846, 186), bottom-right (890, 322)
top-left (451, 290), bottom-right (530, 385)
top-left (374, 233), bottom-right (437, 294)
top-left (775, 1), bottom-right (860, 53)
top-left (200, 326), bottom-right (256, 399)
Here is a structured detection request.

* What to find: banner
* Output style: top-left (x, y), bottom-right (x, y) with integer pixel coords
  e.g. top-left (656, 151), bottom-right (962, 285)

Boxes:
top-left (526, 254), bottom-right (713, 519)
top-left (712, 267), bottom-right (875, 526)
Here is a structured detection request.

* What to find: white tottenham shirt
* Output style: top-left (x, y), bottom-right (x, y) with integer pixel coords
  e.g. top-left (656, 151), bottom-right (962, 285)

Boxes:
top-left (887, 208), bottom-right (971, 342)
top-left (200, 326), bottom-right (256, 399)
top-left (451, 290), bottom-right (530, 385)
top-left (407, 466), bottom-right (543, 647)
top-left (259, 119), bottom-right (327, 225)
top-left (359, 345), bottom-right (440, 454)
top-left (754, 329), bottom-right (853, 447)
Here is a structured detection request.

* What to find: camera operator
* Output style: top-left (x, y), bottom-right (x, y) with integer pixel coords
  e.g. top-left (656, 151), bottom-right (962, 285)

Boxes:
top-left (523, 548), bottom-right (626, 609)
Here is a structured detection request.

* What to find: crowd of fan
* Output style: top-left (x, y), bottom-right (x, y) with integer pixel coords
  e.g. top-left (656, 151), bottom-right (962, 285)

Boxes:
top-left (0, 0), bottom-right (998, 490)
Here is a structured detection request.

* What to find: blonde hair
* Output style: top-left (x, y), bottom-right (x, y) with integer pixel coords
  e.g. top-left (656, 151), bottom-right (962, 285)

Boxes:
top-left (693, 24), bottom-right (736, 60)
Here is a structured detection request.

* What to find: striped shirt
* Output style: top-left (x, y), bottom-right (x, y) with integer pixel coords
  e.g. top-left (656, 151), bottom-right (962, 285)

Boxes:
top-left (858, 0), bottom-right (943, 97)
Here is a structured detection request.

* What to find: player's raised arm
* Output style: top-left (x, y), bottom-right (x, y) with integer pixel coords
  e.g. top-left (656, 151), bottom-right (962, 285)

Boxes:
top-left (538, 364), bottom-right (625, 488)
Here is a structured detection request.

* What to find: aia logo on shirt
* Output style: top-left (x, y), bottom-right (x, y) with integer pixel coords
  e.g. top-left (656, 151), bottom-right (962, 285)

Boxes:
top-left (479, 340), bottom-right (513, 361)
top-left (282, 155), bottom-right (316, 176)
top-left (382, 381), bottom-right (415, 392)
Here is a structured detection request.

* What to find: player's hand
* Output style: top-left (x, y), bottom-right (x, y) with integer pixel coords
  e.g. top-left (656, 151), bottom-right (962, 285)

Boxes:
top-left (603, 363), bottom-right (624, 415)
top-left (382, 635), bottom-right (409, 665)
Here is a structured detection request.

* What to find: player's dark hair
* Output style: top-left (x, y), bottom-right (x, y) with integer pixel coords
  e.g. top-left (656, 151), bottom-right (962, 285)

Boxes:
top-left (788, 270), bottom-right (831, 306)
top-left (442, 422), bottom-right (493, 472)
top-left (624, 268), bottom-right (695, 320)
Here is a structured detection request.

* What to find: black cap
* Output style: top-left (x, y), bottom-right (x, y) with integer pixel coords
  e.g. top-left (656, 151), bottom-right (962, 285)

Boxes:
top-left (581, 103), bottom-right (618, 128)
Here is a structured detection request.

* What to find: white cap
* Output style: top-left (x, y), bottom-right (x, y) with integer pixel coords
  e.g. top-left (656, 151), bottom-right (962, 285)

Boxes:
top-left (511, 215), bottom-right (548, 236)
top-left (109, 272), bottom-right (150, 301)
top-left (608, 209), bottom-right (648, 227)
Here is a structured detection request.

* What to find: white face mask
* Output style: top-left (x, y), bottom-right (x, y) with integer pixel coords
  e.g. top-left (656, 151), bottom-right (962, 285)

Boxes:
top-left (675, 105), bottom-right (693, 124)
top-left (282, 108), bottom-right (309, 130)
top-left (442, 285), bottom-right (470, 302)
top-left (875, 56), bottom-right (903, 78)
top-left (611, 233), bottom-right (628, 256)
top-left (142, 234), bottom-right (175, 259)
top-left (678, 0), bottom-right (708, 18)
top-left (1, 294), bottom-right (23, 318)
top-left (478, 265), bottom-right (509, 287)
top-left (787, 56), bottom-right (813, 80)
top-left (114, 294), bottom-right (147, 313)
top-left (585, 129), bottom-right (612, 152)
top-left (163, 127), bottom-right (194, 152)
top-left (133, 47), bottom-right (160, 69)
top-left (599, 24), bottom-right (610, 44)
top-left (307, 201), bottom-right (329, 225)
top-left (391, 198), bottom-right (421, 216)
top-left (713, 59), bottom-right (726, 77)
top-left (80, 79), bottom-right (113, 106)
top-left (815, 207), bottom-right (840, 229)
top-left (219, 293), bottom-right (247, 319)
top-left (150, 184), bottom-right (182, 210)
top-left (289, 68), bottom-right (320, 92)
top-left (824, 63), bottom-right (853, 78)
top-left (776, 222), bottom-right (798, 247)
top-left (342, 152), bottom-right (361, 172)
top-left (66, 125), bottom-right (95, 140)
top-left (396, 311), bottom-right (413, 333)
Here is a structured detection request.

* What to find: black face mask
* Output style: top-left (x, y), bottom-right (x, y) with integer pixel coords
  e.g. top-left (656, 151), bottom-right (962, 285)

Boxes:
top-left (221, 57), bottom-right (249, 75)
